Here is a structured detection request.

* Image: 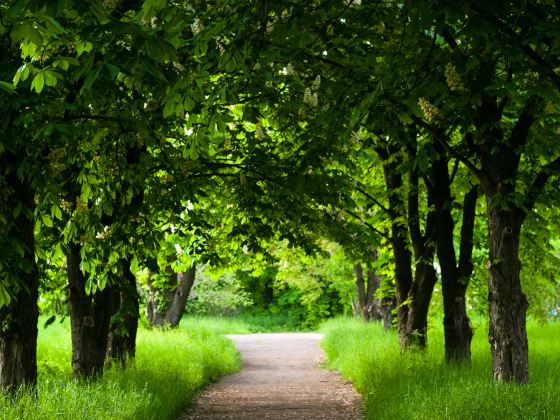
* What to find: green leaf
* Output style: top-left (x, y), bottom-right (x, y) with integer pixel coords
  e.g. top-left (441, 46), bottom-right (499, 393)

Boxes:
top-left (81, 67), bottom-right (102, 91)
top-left (13, 203), bottom-right (22, 218)
top-left (43, 315), bottom-right (56, 329)
top-left (184, 96), bottom-right (196, 112)
top-left (0, 81), bottom-right (16, 94)
top-left (43, 70), bottom-right (58, 87)
top-left (105, 64), bottom-right (120, 80)
top-left (31, 72), bottom-right (44, 93)
top-left (163, 98), bottom-right (176, 117)
top-left (0, 284), bottom-right (11, 308)
top-left (52, 204), bottom-right (63, 220)
top-left (45, 16), bottom-right (67, 34)
top-left (13, 64), bottom-right (30, 86)
top-left (85, 277), bottom-right (93, 295)
top-left (42, 214), bottom-right (53, 228)
top-left (53, 59), bottom-right (69, 70)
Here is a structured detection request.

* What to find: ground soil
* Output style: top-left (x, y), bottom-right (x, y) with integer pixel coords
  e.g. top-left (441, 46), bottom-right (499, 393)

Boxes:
top-left (180, 333), bottom-right (364, 419)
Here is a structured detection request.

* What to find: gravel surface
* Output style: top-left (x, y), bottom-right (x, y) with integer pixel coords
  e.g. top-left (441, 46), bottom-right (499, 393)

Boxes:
top-left (180, 333), bottom-right (364, 419)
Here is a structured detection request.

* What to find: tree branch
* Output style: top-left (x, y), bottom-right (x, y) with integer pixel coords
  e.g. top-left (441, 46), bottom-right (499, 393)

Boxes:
top-left (354, 183), bottom-right (391, 215)
top-left (344, 209), bottom-right (391, 241)
top-left (522, 155), bottom-right (560, 218)
top-left (470, 4), bottom-right (560, 88)
top-left (509, 95), bottom-right (540, 150)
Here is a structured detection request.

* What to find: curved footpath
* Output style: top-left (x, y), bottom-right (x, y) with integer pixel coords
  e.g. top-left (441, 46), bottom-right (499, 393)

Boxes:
top-left (180, 333), bottom-right (363, 419)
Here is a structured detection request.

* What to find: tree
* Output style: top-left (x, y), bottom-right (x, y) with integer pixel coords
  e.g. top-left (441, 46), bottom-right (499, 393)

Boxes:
top-left (409, 0), bottom-right (560, 381)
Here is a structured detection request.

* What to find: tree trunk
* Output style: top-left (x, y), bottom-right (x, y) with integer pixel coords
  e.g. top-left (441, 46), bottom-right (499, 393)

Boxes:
top-left (366, 250), bottom-right (386, 322)
top-left (486, 204), bottom-right (528, 382)
top-left (381, 296), bottom-right (396, 330)
top-left (430, 149), bottom-right (477, 363)
top-left (67, 243), bottom-right (113, 379)
top-left (379, 143), bottom-right (438, 350)
top-left (106, 258), bottom-right (139, 368)
top-left (354, 263), bottom-right (370, 320)
top-left (0, 175), bottom-right (38, 391)
top-left (146, 266), bottom-right (196, 328)
top-left (164, 267), bottom-right (196, 327)
top-left (403, 260), bottom-right (437, 348)
top-left (381, 161), bottom-right (413, 348)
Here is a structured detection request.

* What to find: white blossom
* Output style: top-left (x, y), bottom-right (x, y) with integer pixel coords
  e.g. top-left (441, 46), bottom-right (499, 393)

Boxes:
top-left (418, 97), bottom-right (439, 121)
top-left (445, 64), bottom-right (464, 91)
top-left (312, 75), bottom-right (321, 91)
top-left (192, 18), bottom-right (202, 35)
top-left (303, 87), bottom-right (318, 108)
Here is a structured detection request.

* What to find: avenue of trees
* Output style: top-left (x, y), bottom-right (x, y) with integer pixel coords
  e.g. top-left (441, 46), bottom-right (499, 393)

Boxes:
top-left (1, 0), bottom-right (559, 391)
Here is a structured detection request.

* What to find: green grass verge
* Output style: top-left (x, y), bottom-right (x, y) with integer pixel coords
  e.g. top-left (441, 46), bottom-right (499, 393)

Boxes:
top-left (321, 317), bottom-right (560, 420)
top-left (0, 317), bottom-right (240, 420)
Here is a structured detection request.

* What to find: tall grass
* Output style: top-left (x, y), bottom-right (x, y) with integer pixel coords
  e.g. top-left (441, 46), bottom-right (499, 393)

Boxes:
top-left (321, 317), bottom-right (560, 419)
top-left (0, 317), bottom-right (240, 420)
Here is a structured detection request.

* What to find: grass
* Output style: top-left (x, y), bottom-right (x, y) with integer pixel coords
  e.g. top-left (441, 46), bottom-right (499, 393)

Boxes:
top-left (321, 317), bottom-right (560, 419)
top-left (180, 312), bottom-right (305, 333)
top-left (0, 316), bottom-right (240, 420)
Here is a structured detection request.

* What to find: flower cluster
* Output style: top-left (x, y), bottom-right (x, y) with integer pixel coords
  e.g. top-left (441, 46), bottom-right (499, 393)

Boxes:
top-left (280, 63), bottom-right (295, 76)
top-left (95, 225), bottom-right (111, 240)
top-left (418, 97), bottom-right (439, 121)
top-left (60, 199), bottom-right (73, 212)
top-left (192, 18), bottom-right (202, 35)
top-left (303, 87), bottom-right (318, 108)
top-left (216, 37), bottom-right (226, 55)
top-left (103, 0), bottom-right (119, 11)
top-left (312, 75), bottom-right (321, 91)
top-left (445, 64), bottom-right (464, 92)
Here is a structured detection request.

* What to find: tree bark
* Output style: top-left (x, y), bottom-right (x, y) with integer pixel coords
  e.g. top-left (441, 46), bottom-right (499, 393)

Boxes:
top-left (430, 148), bottom-right (477, 363)
top-left (67, 242), bottom-right (113, 379)
top-left (486, 203), bottom-right (528, 382)
top-left (146, 265), bottom-right (196, 328)
top-left (381, 159), bottom-right (414, 348)
top-left (0, 173), bottom-right (38, 391)
top-left (164, 268), bottom-right (196, 327)
top-left (105, 258), bottom-right (139, 368)
top-left (403, 259), bottom-right (437, 348)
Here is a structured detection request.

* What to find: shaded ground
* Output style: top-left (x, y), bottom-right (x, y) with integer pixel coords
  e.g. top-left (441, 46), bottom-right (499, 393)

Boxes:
top-left (180, 333), bottom-right (363, 419)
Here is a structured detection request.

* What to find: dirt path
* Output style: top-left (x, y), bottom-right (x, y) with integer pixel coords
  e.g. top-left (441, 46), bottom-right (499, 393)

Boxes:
top-left (180, 333), bottom-right (363, 419)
